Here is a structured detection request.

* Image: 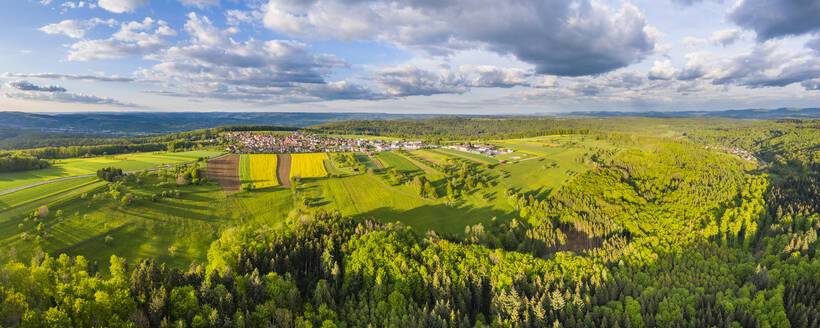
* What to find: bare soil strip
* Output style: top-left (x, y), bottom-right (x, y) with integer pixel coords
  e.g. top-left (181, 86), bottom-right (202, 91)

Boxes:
top-left (207, 154), bottom-right (240, 195)
top-left (277, 154), bottom-right (292, 187)
top-left (372, 157), bottom-right (385, 170)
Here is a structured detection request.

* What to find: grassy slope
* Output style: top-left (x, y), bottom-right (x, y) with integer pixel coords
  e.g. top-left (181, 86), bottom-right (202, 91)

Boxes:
top-left (239, 154), bottom-right (251, 185)
top-left (303, 174), bottom-right (504, 235)
top-left (0, 135), bottom-right (609, 269)
top-left (0, 150), bottom-right (224, 191)
top-left (433, 148), bottom-right (499, 164)
top-left (0, 177), bottom-right (98, 212)
top-left (0, 174), bottom-right (237, 271)
top-left (375, 151), bottom-right (422, 172)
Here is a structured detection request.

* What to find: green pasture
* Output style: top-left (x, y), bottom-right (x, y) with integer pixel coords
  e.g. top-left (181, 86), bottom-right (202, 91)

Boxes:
top-left (0, 150), bottom-right (223, 191)
top-left (433, 148), bottom-right (499, 164)
top-left (239, 154), bottom-right (251, 185)
top-left (374, 151), bottom-right (422, 173)
top-left (0, 173), bottom-right (237, 271)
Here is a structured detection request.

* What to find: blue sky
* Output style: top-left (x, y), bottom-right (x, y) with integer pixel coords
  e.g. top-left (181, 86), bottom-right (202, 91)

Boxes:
top-left (1, 0), bottom-right (819, 113)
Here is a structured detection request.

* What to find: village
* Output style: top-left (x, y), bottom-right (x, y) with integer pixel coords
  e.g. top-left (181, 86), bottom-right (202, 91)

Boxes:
top-left (223, 132), bottom-right (516, 157)
top-left (223, 132), bottom-right (430, 154)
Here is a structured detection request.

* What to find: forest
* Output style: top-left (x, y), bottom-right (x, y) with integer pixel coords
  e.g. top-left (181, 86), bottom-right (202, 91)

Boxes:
top-left (0, 118), bottom-right (818, 327)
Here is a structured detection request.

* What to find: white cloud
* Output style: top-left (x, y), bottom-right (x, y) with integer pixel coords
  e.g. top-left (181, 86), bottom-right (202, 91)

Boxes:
top-left (682, 37), bottom-right (707, 49)
top-left (2, 72), bottom-right (134, 82)
top-left (39, 18), bottom-right (116, 39)
top-left (97, 0), bottom-right (148, 13)
top-left (67, 17), bottom-right (176, 61)
top-left (648, 60), bottom-right (679, 80)
top-left (710, 29), bottom-right (741, 46)
top-left (226, 9), bottom-right (263, 26)
top-left (3, 80), bottom-right (136, 107)
top-left (262, 0), bottom-right (656, 76)
top-left (178, 0), bottom-right (220, 9)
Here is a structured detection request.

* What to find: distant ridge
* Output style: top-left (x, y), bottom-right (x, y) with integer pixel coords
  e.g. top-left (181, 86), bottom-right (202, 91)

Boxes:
top-left (565, 107), bottom-right (820, 119)
top-left (0, 111), bottom-right (444, 135)
top-left (0, 108), bottom-right (818, 137)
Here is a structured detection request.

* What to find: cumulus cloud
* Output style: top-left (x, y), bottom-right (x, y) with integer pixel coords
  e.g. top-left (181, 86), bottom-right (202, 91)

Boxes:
top-left (67, 17), bottom-right (176, 61)
top-left (373, 66), bottom-right (466, 97)
top-left (728, 0), bottom-right (820, 40)
top-left (808, 34), bottom-right (820, 52)
top-left (226, 9), bottom-right (263, 26)
top-left (4, 80), bottom-right (136, 107)
top-left (648, 60), bottom-right (679, 80)
top-left (98, 0), bottom-right (147, 13)
top-left (678, 52), bottom-right (710, 80)
top-left (135, 13), bottom-right (384, 103)
top-left (2, 72), bottom-right (134, 82)
top-left (708, 41), bottom-right (820, 89)
top-left (39, 18), bottom-right (116, 38)
top-left (710, 29), bottom-right (741, 46)
top-left (372, 65), bottom-right (531, 97)
top-left (61, 1), bottom-right (97, 9)
top-left (262, 0), bottom-right (656, 76)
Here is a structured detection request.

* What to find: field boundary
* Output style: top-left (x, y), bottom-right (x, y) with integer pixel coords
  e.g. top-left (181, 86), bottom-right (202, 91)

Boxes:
top-left (277, 154), bottom-right (292, 187)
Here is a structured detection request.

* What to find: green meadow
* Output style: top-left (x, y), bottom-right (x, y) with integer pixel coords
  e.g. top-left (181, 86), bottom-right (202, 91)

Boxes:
top-left (0, 150), bottom-right (223, 191)
top-left (0, 134), bottom-right (602, 268)
top-left (433, 148), bottom-right (499, 164)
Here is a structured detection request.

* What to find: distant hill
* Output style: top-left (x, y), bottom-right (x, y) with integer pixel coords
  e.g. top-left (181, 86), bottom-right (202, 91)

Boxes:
top-left (0, 112), bottom-right (442, 136)
top-left (1, 108), bottom-right (817, 137)
top-left (566, 107), bottom-right (820, 119)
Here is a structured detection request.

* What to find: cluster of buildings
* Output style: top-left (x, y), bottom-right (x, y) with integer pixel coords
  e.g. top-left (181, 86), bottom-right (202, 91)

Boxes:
top-left (223, 132), bottom-right (430, 154)
top-left (444, 143), bottom-right (513, 156)
top-left (705, 146), bottom-right (761, 162)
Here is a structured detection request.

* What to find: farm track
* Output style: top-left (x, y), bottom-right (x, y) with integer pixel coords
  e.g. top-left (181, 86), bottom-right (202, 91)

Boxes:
top-left (207, 154), bottom-right (241, 195)
top-left (277, 154), bottom-right (292, 187)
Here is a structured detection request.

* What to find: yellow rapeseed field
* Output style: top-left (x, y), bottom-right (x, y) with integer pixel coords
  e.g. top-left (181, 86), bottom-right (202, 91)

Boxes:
top-left (249, 154), bottom-right (279, 188)
top-left (290, 153), bottom-right (328, 178)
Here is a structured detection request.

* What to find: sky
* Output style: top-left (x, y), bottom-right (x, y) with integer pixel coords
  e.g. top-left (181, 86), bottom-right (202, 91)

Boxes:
top-left (1, 0), bottom-right (819, 114)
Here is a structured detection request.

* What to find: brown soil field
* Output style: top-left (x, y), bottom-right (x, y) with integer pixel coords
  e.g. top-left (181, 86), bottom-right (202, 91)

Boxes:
top-left (207, 154), bottom-right (240, 194)
top-left (372, 157), bottom-right (385, 170)
top-left (276, 154), bottom-right (292, 187)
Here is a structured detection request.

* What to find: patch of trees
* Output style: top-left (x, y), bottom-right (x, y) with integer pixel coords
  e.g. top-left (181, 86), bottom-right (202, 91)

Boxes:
top-left (0, 153), bottom-right (50, 172)
top-left (96, 167), bottom-right (124, 182)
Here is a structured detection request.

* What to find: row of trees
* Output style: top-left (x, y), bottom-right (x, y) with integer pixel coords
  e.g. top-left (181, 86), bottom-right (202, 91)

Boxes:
top-left (0, 153), bottom-right (50, 172)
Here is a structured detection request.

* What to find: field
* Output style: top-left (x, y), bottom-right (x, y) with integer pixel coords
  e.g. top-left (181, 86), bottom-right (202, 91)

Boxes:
top-left (0, 172), bottom-right (238, 271)
top-left (239, 154), bottom-right (251, 185)
top-left (433, 148), bottom-right (499, 164)
top-left (303, 174), bottom-right (504, 235)
top-left (290, 153), bottom-right (329, 178)
top-left (0, 135), bottom-right (604, 268)
top-left (494, 151), bottom-right (536, 162)
top-left (249, 154), bottom-right (280, 189)
top-left (375, 151), bottom-right (422, 172)
top-left (0, 150), bottom-right (224, 191)
top-left (208, 154), bottom-right (240, 194)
